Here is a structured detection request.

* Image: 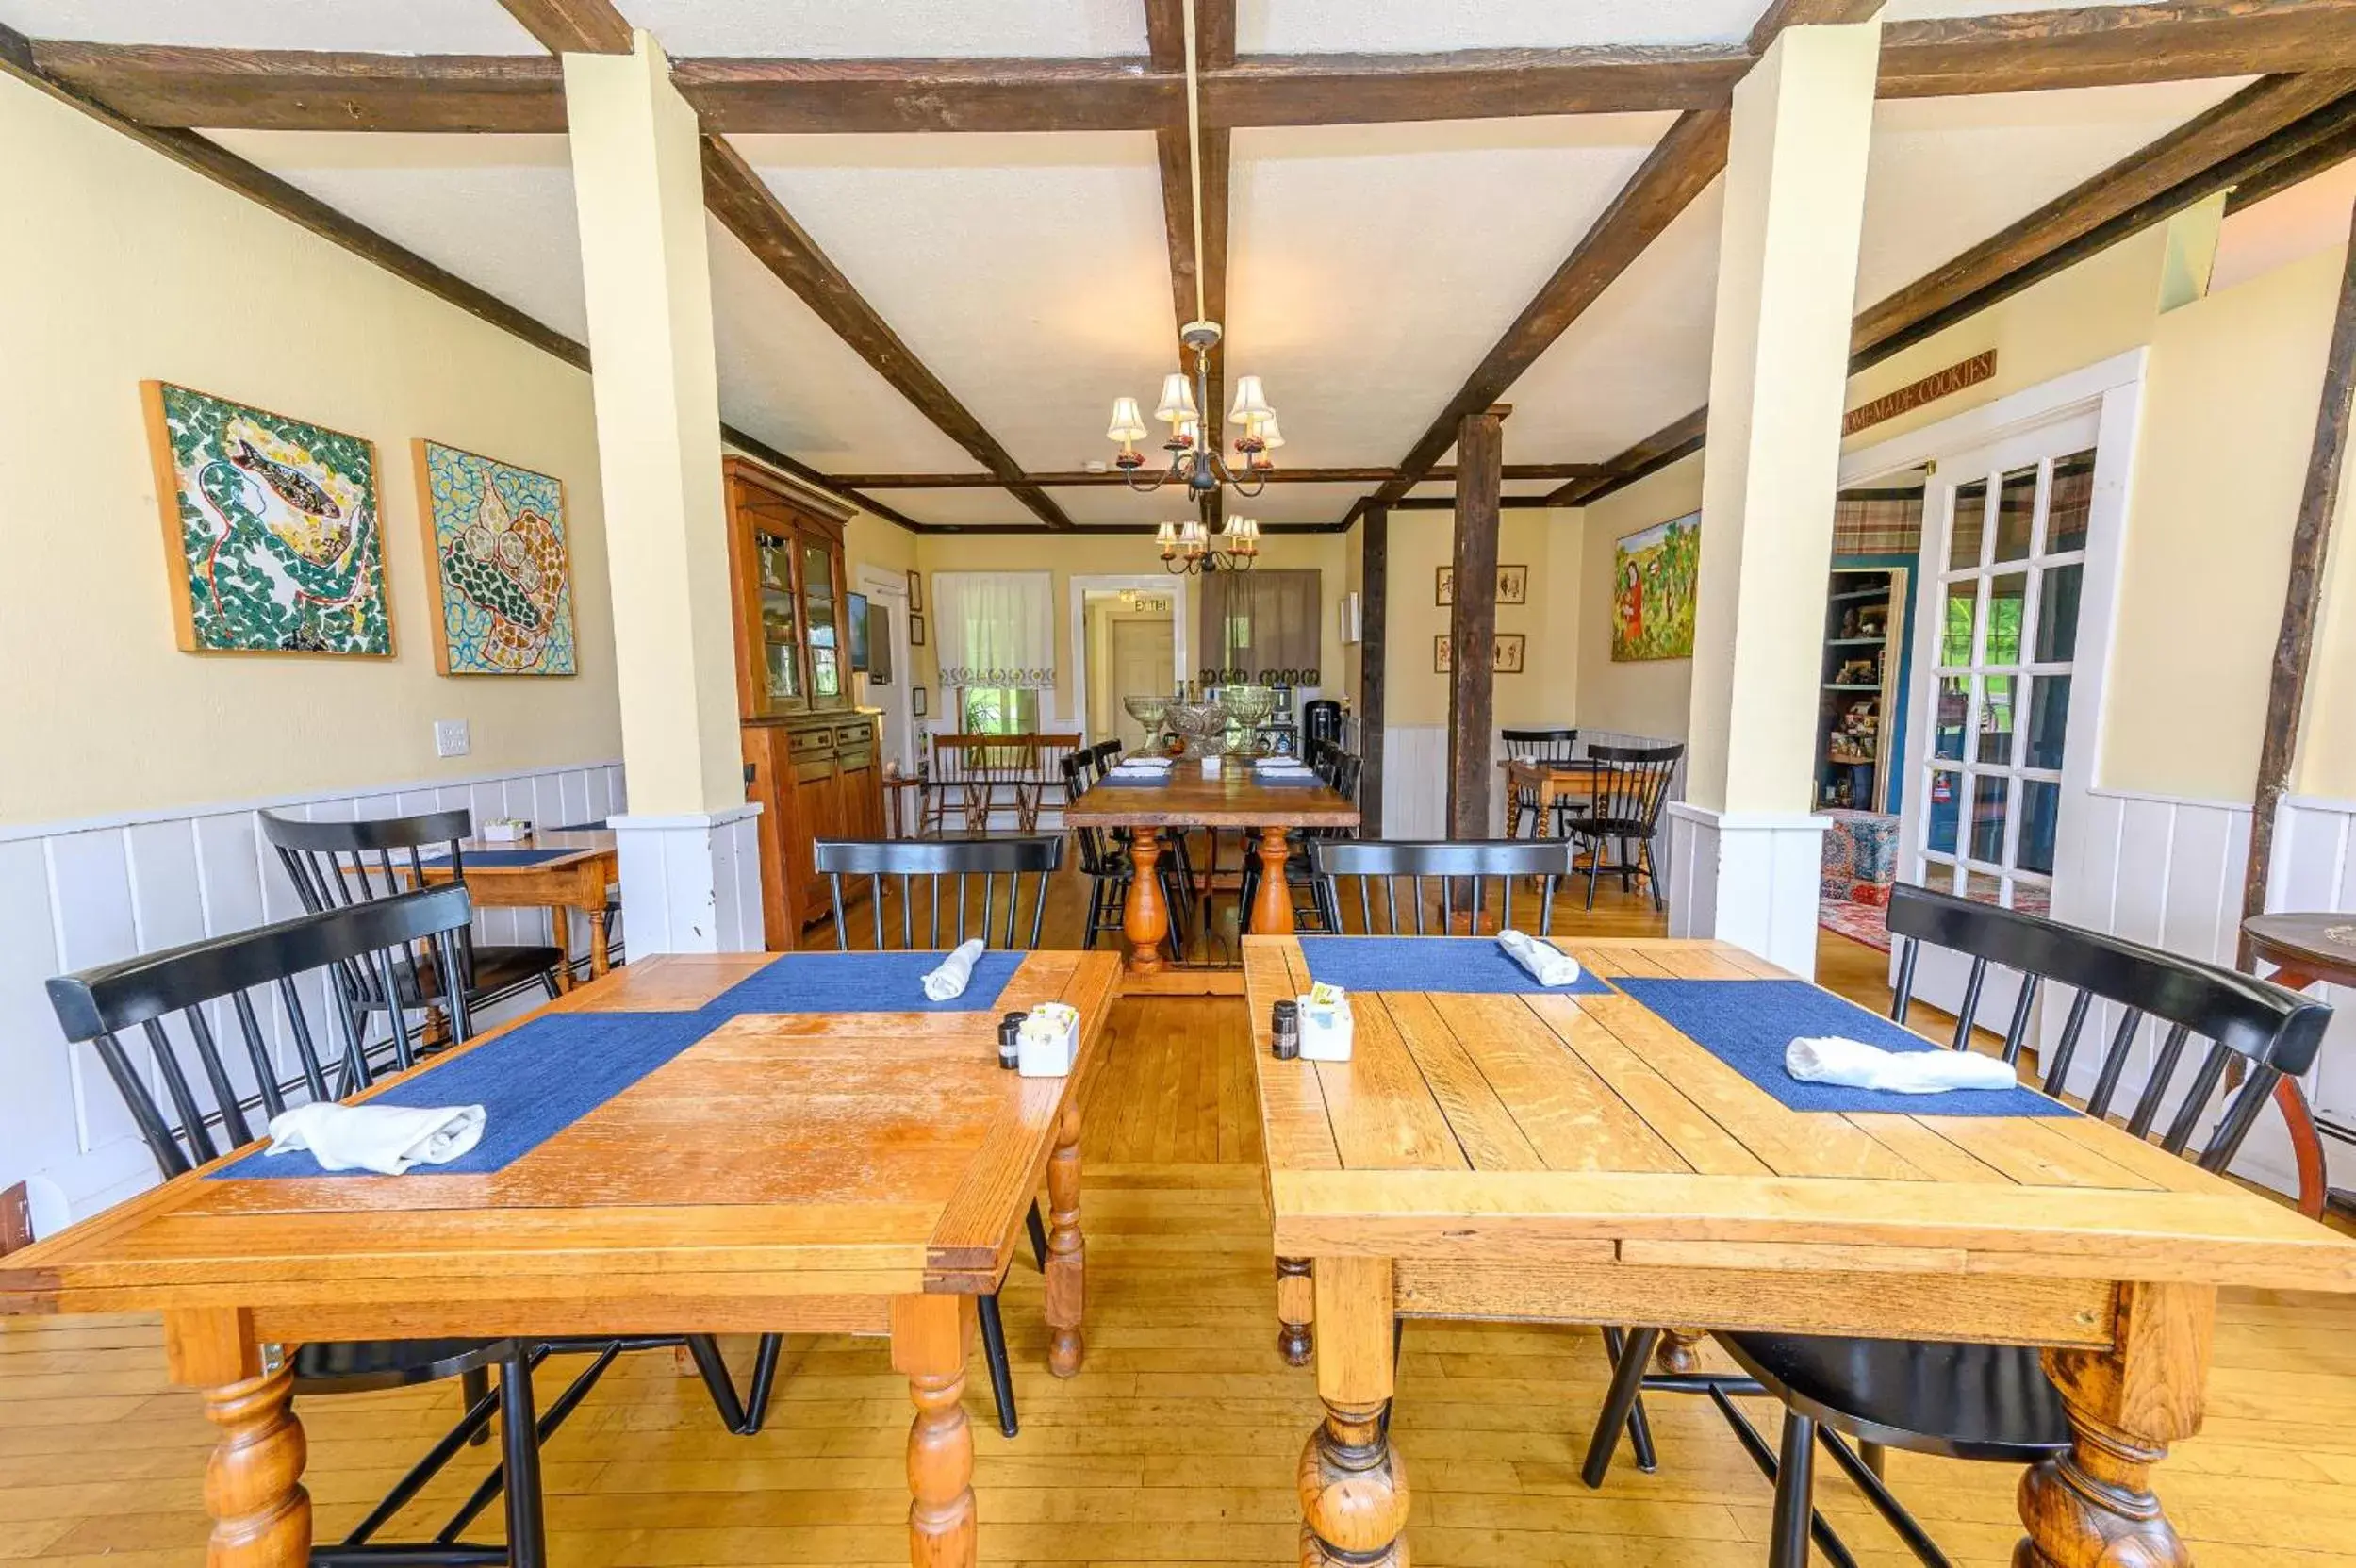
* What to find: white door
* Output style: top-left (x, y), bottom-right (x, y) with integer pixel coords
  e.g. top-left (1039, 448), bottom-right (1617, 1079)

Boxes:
top-left (1110, 619), bottom-right (1176, 750)
top-left (859, 571), bottom-right (914, 776)
top-left (1898, 409), bottom-right (2104, 1020)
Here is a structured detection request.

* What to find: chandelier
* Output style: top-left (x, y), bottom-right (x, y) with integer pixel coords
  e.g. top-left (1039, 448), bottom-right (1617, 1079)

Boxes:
top-left (1105, 321), bottom-right (1282, 501)
top-left (1156, 514), bottom-right (1260, 575)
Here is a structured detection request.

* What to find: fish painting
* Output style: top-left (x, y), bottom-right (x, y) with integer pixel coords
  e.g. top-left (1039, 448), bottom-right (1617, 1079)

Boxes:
top-left (417, 439), bottom-right (576, 677)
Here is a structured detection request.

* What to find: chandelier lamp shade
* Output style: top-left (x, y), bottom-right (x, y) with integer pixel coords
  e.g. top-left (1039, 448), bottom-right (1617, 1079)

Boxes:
top-left (1157, 515), bottom-right (1260, 575)
top-left (1107, 320), bottom-right (1279, 501)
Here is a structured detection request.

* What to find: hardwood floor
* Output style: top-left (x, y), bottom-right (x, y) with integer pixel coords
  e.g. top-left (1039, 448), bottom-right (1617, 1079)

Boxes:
top-left (6, 872), bottom-right (2353, 1566)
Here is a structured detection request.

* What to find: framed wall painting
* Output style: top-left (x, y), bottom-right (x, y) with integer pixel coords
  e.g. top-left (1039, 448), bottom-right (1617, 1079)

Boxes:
top-left (910, 612), bottom-right (927, 647)
top-left (142, 380), bottom-right (392, 656)
top-left (913, 685), bottom-right (930, 718)
top-left (412, 439), bottom-right (577, 676)
top-left (1436, 564), bottom-right (1528, 607)
top-left (1435, 635), bottom-right (1527, 674)
top-left (907, 569), bottom-right (924, 612)
top-left (1611, 512), bottom-right (1700, 662)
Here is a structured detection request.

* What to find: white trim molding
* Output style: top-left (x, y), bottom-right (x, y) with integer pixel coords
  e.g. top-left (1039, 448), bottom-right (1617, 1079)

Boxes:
top-left (1665, 802), bottom-right (1830, 981)
top-left (611, 802), bottom-right (765, 956)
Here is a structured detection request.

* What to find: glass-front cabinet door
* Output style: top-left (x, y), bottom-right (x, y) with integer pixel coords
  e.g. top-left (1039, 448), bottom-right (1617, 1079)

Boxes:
top-left (757, 523), bottom-right (803, 708)
top-left (725, 460), bottom-right (856, 720)
top-left (802, 538), bottom-right (844, 706)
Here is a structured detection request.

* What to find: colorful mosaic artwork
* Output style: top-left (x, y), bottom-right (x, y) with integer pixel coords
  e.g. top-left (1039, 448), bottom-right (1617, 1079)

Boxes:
top-left (415, 440), bottom-right (577, 677)
top-left (143, 382), bottom-right (391, 655)
top-left (1611, 511), bottom-right (1700, 662)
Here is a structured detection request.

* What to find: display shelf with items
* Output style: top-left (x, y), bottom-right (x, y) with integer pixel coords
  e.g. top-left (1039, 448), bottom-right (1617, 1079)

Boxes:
top-left (1814, 566), bottom-right (1907, 814)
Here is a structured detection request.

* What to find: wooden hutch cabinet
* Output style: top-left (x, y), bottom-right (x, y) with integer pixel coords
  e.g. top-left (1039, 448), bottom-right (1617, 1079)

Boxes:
top-left (721, 456), bottom-right (884, 949)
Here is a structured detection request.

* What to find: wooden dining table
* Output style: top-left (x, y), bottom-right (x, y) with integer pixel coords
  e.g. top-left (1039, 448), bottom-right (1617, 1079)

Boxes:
top-left (2243, 911), bottom-right (2356, 1216)
top-left (1500, 757), bottom-right (1615, 838)
top-left (0, 946), bottom-right (1120, 1568)
top-left (1064, 763), bottom-right (1358, 990)
top-left (1244, 932), bottom-right (2356, 1568)
top-left (406, 829), bottom-right (619, 987)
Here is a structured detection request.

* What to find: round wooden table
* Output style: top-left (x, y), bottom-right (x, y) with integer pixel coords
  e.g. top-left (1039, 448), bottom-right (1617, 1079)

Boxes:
top-left (2242, 912), bottom-right (2356, 1217)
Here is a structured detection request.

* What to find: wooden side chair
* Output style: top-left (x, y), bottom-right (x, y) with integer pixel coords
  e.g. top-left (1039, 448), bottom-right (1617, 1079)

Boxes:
top-left (1562, 742), bottom-right (1681, 911)
top-left (1308, 837), bottom-right (1574, 936)
top-left (42, 887), bottom-right (772, 1567)
top-left (813, 835), bottom-right (1066, 1437)
top-left (1502, 727), bottom-right (1580, 838)
top-left (1028, 732), bottom-right (1083, 828)
top-left (1578, 882), bottom-right (2335, 1568)
top-left (262, 808), bottom-right (568, 1027)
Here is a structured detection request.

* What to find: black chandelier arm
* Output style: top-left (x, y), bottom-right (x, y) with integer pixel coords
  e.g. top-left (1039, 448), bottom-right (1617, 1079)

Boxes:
top-left (1123, 465), bottom-right (1171, 494)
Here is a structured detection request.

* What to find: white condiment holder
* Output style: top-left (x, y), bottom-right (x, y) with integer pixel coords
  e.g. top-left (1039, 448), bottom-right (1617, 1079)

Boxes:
top-left (1017, 1002), bottom-right (1079, 1078)
top-left (482, 817), bottom-right (533, 844)
top-left (1201, 755), bottom-right (1222, 779)
top-left (1296, 985), bottom-right (1354, 1062)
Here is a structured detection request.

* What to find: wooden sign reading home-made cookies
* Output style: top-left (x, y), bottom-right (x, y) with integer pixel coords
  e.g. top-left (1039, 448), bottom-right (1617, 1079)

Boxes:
top-left (1841, 351), bottom-right (1996, 437)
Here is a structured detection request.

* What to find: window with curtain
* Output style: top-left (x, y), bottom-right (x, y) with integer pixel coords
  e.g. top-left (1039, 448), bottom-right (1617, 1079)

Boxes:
top-left (1196, 569), bottom-right (1321, 678)
top-left (934, 570), bottom-right (1055, 730)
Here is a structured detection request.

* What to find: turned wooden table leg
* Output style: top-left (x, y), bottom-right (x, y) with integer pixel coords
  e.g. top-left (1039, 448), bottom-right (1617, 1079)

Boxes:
top-left (2016, 1281), bottom-right (2213, 1568)
top-left (1276, 1256), bottom-right (1314, 1366)
top-left (1656, 1329), bottom-right (1704, 1375)
top-left (1299, 1256), bottom-right (1408, 1567)
top-left (1254, 825), bottom-right (1296, 937)
top-left (1123, 825), bottom-right (1170, 975)
top-left (894, 1294), bottom-right (977, 1568)
top-left (1046, 1098), bottom-right (1087, 1378)
top-left (165, 1308), bottom-right (309, 1568)
top-left (587, 903), bottom-right (611, 981)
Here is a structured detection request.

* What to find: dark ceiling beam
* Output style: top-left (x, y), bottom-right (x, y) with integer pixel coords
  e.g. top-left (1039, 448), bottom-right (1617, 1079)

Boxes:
top-left (700, 135), bottom-right (1075, 530)
top-left (826, 463), bottom-right (1601, 487)
top-left (1879, 1), bottom-right (2356, 97)
top-left (715, 426), bottom-right (931, 532)
top-left (1557, 70), bottom-right (2356, 508)
top-left (680, 55), bottom-right (1178, 133)
top-left (496, 0), bottom-right (634, 53)
top-left (26, 42), bottom-right (568, 130)
top-left (1145, 0), bottom-right (1232, 530)
top-left (1749, 0), bottom-right (1891, 53)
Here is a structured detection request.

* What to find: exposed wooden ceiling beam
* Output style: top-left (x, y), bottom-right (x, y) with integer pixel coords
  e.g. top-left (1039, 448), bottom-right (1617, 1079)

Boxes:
top-left (496, 0), bottom-right (634, 54)
top-left (1364, 108), bottom-right (1730, 510)
top-left (1145, 0), bottom-right (1233, 530)
top-left (827, 463), bottom-right (1602, 487)
top-left (700, 135), bottom-right (1074, 530)
top-left (1557, 70), bottom-right (2356, 508)
top-left (45, 6), bottom-right (2356, 134)
top-left (1749, 0), bottom-right (1890, 54)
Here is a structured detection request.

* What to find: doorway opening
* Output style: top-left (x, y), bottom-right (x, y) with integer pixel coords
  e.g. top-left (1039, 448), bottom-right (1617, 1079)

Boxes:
top-left (1082, 587), bottom-right (1178, 751)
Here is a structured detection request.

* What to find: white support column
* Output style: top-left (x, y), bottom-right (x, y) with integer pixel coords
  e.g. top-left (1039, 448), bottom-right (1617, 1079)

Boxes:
top-left (1672, 17), bottom-right (1883, 979)
top-left (565, 34), bottom-right (760, 953)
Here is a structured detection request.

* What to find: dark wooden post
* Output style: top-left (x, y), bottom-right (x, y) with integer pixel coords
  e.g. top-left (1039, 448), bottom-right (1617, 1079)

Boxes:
top-left (1359, 505), bottom-right (1389, 835)
top-left (2240, 202), bottom-right (2356, 961)
top-left (1446, 405), bottom-right (1509, 840)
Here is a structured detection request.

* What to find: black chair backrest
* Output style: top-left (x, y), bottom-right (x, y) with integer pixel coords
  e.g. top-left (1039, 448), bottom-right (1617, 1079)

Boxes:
top-left (1089, 737), bottom-right (1124, 781)
top-left (262, 808), bottom-right (489, 988)
top-left (45, 886), bottom-right (476, 1180)
top-left (1310, 838), bottom-right (1575, 935)
top-left (815, 836), bottom-right (1065, 951)
top-left (1886, 883), bottom-right (2332, 1169)
top-left (1503, 728), bottom-right (1580, 764)
top-left (1583, 743), bottom-right (1682, 833)
top-left (1061, 756), bottom-right (1117, 876)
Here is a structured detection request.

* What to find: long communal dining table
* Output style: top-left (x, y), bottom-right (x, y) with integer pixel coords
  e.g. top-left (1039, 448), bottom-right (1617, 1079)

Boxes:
top-left (0, 945), bottom-right (1121, 1568)
top-left (1243, 932), bottom-right (2356, 1568)
top-left (1063, 761), bottom-right (1359, 989)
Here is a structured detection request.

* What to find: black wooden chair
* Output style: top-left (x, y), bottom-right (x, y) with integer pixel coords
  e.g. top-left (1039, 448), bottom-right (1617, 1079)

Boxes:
top-left (262, 808), bottom-right (568, 1032)
top-left (813, 835), bottom-right (1065, 1437)
top-left (1309, 837), bottom-right (1574, 936)
top-left (41, 886), bottom-right (771, 1567)
top-left (1237, 753), bottom-right (1362, 933)
top-left (1062, 753), bottom-right (1190, 957)
top-left (1562, 742), bottom-right (1681, 911)
top-left (1502, 727), bottom-right (1580, 838)
top-left (1578, 882), bottom-right (2335, 1568)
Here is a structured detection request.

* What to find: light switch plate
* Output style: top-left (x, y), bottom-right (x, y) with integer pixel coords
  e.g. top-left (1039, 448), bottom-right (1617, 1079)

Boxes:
top-left (434, 719), bottom-right (470, 758)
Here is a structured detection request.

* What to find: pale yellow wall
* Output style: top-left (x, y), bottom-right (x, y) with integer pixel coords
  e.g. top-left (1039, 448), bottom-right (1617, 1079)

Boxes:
top-left (1343, 518), bottom-right (1364, 708)
top-left (908, 532), bottom-right (1348, 724)
top-left (1577, 457), bottom-right (1703, 740)
top-left (0, 72), bottom-right (620, 827)
top-left (1381, 510), bottom-right (1573, 728)
top-left (2105, 241), bottom-right (2356, 801)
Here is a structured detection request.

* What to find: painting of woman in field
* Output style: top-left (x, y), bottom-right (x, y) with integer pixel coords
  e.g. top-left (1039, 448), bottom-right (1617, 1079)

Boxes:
top-left (1611, 512), bottom-right (1699, 661)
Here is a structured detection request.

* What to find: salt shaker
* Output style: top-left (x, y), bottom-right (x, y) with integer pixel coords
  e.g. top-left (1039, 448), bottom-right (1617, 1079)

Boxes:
top-left (997, 1011), bottom-right (1025, 1070)
top-left (1270, 999), bottom-right (1300, 1060)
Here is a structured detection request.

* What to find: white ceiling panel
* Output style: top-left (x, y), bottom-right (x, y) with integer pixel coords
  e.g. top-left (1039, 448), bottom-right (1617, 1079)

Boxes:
top-left (726, 132), bottom-right (1173, 474)
top-left (1236, 481), bottom-right (1364, 528)
top-left (200, 131), bottom-right (590, 340)
top-left (619, 0), bottom-right (1146, 58)
top-left (1227, 115), bottom-right (1680, 470)
top-left (1239, 0), bottom-right (1769, 53)
top-left (2213, 163), bottom-right (2356, 294)
top-left (1491, 180), bottom-right (1723, 465)
top-left (0, 0), bottom-right (543, 51)
top-left (1854, 81), bottom-right (2251, 309)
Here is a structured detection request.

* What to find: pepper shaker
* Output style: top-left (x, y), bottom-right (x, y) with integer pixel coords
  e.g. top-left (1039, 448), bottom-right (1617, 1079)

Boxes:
top-left (1270, 999), bottom-right (1300, 1060)
top-left (997, 1011), bottom-right (1026, 1071)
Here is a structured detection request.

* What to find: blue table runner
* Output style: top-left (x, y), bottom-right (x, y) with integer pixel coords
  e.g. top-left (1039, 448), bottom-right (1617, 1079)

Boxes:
top-left (1298, 936), bottom-right (1614, 996)
top-left (419, 848), bottom-right (582, 868)
top-left (1611, 977), bottom-right (2072, 1117)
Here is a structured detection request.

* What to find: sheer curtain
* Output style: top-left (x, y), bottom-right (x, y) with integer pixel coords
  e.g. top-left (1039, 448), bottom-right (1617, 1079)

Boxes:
top-left (934, 571), bottom-right (1055, 733)
top-left (1197, 569), bottom-right (1321, 678)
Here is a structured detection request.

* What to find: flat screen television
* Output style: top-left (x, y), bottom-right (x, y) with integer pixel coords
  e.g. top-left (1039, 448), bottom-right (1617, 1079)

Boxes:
top-left (846, 591), bottom-right (870, 673)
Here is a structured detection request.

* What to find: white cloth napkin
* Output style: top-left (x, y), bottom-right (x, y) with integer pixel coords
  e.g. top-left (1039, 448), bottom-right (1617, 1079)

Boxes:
top-left (1785, 1035), bottom-right (2018, 1094)
top-left (1117, 756), bottom-right (1173, 770)
top-left (265, 1101), bottom-right (486, 1175)
top-left (923, 937), bottom-right (987, 1000)
top-left (1497, 929), bottom-right (1582, 987)
top-left (1256, 759), bottom-right (1311, 772)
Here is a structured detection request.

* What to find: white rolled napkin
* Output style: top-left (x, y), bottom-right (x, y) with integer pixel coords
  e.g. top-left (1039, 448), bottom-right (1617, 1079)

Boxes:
top-left (923, 937), bottom-right (987, 1000)
top-left (1785, 1036), bottom-right (2017, 1095)
top-left (266, 1101), bottom-right (485, 1175)
top-left (1119, 756), bottom-right (1173, 770)
top-left (1497, 928), bottom-right (1582, 987)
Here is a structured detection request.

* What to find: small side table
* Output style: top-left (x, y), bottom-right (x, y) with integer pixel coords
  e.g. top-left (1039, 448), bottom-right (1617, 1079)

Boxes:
top-left (2242, 912), bottom-right (2356, 1218)
top-left (883, 775), bottom-right (925, 840)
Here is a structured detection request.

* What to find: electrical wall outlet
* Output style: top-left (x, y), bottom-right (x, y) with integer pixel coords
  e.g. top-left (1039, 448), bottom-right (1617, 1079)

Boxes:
top-left (434, 719), bottom-right (471, 758)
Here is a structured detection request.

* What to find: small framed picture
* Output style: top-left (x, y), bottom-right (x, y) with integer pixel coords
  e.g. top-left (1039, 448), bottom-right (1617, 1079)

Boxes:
top-left (913, 685), bottom-right (930, 718)
top-left (1435, 566), bottom-right (1453, 606)
top-left (1495, 633), bottom-right (1526, 673)
top-left (909, 612), bottom-right (927, 646)
top-left (1434, 635), bottom-right (1452, 674)
top-left (907, 570), bottom-right (924, 612)
top-left (1498, 565), bottom-right (1528, 605)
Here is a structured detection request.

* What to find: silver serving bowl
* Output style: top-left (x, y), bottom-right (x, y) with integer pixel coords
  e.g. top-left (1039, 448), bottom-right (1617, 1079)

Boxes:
top-left (1122, 693), bottom-right (1173, 731)
top-left (1164, 699), bottom-right (1232, 758)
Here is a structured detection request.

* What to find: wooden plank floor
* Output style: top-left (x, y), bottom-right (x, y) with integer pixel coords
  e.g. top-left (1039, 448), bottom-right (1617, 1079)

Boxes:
top-left (6, 874), bottom-right (2353, 1566)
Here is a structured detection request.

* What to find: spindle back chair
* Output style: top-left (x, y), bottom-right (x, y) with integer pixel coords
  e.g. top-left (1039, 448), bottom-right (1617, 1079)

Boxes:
top-left (1502, 727), bottom-right (1581, 838)
top-left (1566, 742), bottom-right (1682, 911)
top-left (1309, 838), bottom-right (1575, 937)
top-left (815, 835), bottom-right (1064, 953)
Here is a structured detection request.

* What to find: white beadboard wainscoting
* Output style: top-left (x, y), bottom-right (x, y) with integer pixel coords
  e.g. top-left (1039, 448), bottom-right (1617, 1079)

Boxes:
top-left (0, 759), bottom-right (625, 1231)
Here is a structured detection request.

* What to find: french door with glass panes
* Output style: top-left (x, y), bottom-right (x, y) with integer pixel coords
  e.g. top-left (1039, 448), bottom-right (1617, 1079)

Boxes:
top-left (1899, 409), bottom-right (2101, 1015)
